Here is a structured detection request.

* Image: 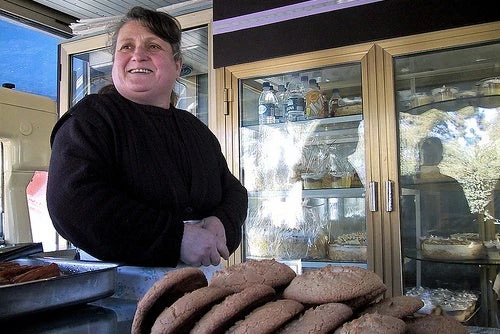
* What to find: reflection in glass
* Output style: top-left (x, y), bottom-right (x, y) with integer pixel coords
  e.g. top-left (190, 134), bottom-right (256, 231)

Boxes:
top-left (239, 64), bottom-right (366, 269)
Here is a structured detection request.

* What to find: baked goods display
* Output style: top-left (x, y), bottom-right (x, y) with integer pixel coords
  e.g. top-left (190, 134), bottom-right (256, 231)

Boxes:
top-left (405, 286), bottom-right (478, 322)
top-left (246, 227), bottom-right (328, 261)
top-left (328, 232), bottom-right (367, 262)
top-left (0, 261), bottom-right (62, 285)
top-left (132, 260), bottom-right (470, 333)
top-left (420, 235), bottom-right (485, 260)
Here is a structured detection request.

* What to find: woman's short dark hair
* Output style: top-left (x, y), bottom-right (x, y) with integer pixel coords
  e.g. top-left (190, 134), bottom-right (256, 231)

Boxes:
top-left (420, 136), bottom-right (443, 166)
top-left (108, 6), bottom-right (182, 62)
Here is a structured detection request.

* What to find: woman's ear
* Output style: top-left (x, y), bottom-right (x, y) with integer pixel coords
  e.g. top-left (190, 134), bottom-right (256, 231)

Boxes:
top-left (176, 58), bottom-right (183, 77)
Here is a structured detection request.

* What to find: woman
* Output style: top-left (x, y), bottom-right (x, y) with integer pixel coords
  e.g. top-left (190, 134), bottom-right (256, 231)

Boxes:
top-left (46, 7), bottom-right (248, 267)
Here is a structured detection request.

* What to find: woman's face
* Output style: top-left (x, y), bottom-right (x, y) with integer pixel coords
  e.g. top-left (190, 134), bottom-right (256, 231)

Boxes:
top-left (112, 20), bottom-right (182, 109)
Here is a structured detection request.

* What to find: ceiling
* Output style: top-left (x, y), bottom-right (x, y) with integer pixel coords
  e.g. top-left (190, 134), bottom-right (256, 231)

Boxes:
top-left (22, 0), bottom-right (212, 77)
top-left (32, 0), bottom-right (206, 20)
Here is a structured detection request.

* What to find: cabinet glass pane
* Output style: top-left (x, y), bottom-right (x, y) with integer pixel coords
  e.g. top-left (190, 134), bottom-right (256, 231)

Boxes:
top-left (239, 64), bottom-right (366, 273)
top-left (396, 42), bottom-right (500, 326)
top-left (68, 26), bottom-right (209, 124)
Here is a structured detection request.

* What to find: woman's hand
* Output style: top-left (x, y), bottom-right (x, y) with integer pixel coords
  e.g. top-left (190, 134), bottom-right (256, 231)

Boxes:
top-left (200, 216), bottom-right (230, 260)
top-left (180, 223), bottom-right (222, 266)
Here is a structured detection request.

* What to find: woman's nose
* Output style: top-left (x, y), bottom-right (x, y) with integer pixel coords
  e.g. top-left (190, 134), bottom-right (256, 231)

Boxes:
top-left (132, 46), bottom-right (149, 60)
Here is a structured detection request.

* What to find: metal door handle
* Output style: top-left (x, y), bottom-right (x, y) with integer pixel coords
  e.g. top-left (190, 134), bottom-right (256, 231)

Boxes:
top-left (369, 181), bottom-right (378, 212)
top-left (385, 180), bottom-right (394, 212)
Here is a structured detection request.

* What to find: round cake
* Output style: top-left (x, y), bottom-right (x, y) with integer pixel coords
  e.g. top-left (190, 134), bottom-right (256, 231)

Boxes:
top-left (421, 236), bottom-right (485, 260)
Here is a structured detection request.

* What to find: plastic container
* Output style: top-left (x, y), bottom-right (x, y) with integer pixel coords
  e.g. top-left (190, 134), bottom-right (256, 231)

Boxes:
top-left (275, 84), bottom-right (287, 122)
top-left (285, 74), bottom-right (305, 121)
top-left (258, 81), bottom-right (277, 124)
top-left (306, 79), bottom-right (327, 118)
top-left (328, 88), bottom-right (342, 117)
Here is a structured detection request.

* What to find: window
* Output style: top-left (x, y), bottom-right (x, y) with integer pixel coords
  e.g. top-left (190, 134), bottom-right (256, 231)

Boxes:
top-left (0, 16), bottom-right (61, 99)
top-left (1, 15), bottom-right (63, 250)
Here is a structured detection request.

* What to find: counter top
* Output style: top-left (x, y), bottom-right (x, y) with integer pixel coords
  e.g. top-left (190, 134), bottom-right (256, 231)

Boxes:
top-left (1, 295), bottom-right (499, 333)
top-left (0, 297), bottom-right (136, 333)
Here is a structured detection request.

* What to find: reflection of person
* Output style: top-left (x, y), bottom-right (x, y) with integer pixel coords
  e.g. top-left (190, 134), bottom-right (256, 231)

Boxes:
top-left (404, 136), bottom-right (473, 236)
top-left (47, 7), bottom-right (248, 267)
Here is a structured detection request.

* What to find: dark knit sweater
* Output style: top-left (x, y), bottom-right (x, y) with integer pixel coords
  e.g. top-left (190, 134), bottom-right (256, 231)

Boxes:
top-left (46, 91), bottom-right (248, 266)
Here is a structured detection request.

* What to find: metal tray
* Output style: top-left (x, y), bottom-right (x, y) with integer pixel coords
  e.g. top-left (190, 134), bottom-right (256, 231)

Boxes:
top-left (0, 257), bottom-right (118, 319)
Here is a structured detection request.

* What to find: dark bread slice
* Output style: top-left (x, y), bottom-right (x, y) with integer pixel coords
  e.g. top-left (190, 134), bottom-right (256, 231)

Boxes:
top-left (227, 299), bottom-right (304, 334)
top-left (131, 267), bottom-right (207, 334)
top-left (209, 259), bottom-right (296, 293)
top-left (359, 295), bottom-right (424, 318)
top-left (283, 265), bottom-right (386, 305)
top-left (335, 313), bottom-right (406, 334)
top-left (405, 314), bottom-right (468, 334)
top-left (278, 302), bottom-right (353, 334)
top-left (151, 286), bottom-right (232, 334)
top-left (191, 283), bottom-right (276, 334)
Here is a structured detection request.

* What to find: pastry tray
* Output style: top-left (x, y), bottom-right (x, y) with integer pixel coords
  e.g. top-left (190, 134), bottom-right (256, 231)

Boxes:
top-left (0, 257), bottom-right (118, 320)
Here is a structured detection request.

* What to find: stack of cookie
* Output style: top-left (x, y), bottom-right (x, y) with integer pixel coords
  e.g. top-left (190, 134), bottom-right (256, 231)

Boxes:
top-left (131, 259), bottom-right (469, 334)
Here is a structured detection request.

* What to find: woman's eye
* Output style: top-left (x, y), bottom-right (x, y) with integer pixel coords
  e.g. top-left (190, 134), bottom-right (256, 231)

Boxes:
top-left (119, 44), bottom-right (133, 51)
top-left (148, 44), bottom-right (162, 51)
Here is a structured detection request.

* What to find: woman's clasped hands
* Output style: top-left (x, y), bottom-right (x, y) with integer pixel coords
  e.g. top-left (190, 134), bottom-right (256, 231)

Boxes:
top-left (180, 216), bottom-right (230, 267)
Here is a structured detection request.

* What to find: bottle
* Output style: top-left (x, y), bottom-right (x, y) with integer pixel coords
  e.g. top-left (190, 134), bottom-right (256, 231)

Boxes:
top-left (306, 78), bottom-right (327, 118)
top-left (301, 76), bottom-right (310, 95)
top-left (258, 81), bottom-right (277, 124)
top-left (285, 74), bottom-right (305, 121)
top-left (328, 88), bottom-right (342, 117)
top-left (275, 84), bottom-right (287, 122)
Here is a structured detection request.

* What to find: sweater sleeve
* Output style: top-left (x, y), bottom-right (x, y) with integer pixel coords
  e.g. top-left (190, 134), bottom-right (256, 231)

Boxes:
top-left (213, 155), bottom-right (248, 253)
top-left (46, 97), bottom-right (183, 266)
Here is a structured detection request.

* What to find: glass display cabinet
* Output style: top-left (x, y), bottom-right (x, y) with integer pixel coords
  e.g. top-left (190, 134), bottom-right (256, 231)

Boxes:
top-left (396, 42), bottom-right (500, 327)
top-left (238, 64), bottom-right (367, 273)
top-left (222, 21), bottom-right (499, 328)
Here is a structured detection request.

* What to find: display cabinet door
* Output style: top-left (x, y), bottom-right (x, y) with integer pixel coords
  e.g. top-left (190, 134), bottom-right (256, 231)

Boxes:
top-left (395, 40), bottom-right (499, 327)
top-left (236, 62), bottom-right (370, 274)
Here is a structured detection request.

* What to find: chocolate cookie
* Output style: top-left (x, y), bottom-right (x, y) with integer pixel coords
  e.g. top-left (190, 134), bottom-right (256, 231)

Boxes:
top-left (131, 267), bottom-right (208, 334)
top-left (227, 299), bottom-right (304, 334)
top-left (283, 265), bottom-right (386, 305)
top-left (405, 314), bottom-right (468, 334)
top-left (335, 313), bottom-right (406, 334)
top-left (191, 284), bottom-right (276, 334)
top-left (278, 302), bottom-right (353, 334)
top-left (151, 286), bottom-right (232, 334)
top-left (359, 295), bottom-right (424, 319)
top-left (209, 259), bottom-right (296, 293)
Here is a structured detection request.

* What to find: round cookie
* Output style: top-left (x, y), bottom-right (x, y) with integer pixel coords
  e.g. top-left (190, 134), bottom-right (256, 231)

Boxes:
top-left (131, 267), bottom-right (208, 334)
top-left (227, 299), bottom-right (304, 334)
top-left (209, 259), bottom-right (296, 293)
top-left (278, 302), bottom-right (353, 334)
top-left (335, 313), bottom-right (406, 334)
top-left (283, 265), bottom-right (386, 305)
top-left (404, 314), bottom-right (468, 334)
top-left (345, 284), bottom-right (387, 310)
top-left (151, 286), bottom-right (232, 334)
top-left (359, 295), bottom-right (424, 318)
top-left (191, 284), bottom-right (276, 334)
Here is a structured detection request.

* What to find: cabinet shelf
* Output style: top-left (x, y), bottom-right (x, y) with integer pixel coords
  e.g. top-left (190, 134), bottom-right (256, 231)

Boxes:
top-left (401, 95), bottom-right (499, 115)
top-left (248, 187), bottom-right (365, 199)
top-left (404, 248), bottom-right (500, 266)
